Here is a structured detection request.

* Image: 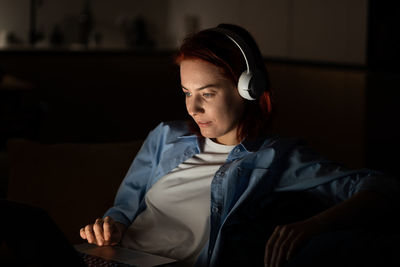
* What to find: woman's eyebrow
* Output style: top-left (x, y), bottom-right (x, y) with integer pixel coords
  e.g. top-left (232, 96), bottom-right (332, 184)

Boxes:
top-left (181, 84), bottom-right (218, 91)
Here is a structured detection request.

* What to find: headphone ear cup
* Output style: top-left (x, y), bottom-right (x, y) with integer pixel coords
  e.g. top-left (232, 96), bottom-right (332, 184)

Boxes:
top-left (238, 70), bottom-right (267, 100)
top-left (238, 71), bottom-right (256, 100)
top-left (249, 69), bottom-right (268, 99)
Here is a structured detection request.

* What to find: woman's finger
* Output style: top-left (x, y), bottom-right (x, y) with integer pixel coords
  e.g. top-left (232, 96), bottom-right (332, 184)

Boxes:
top-left (93, 218), bottom-right (105, 246)
top-left (80, 228), bottom-right (87, 239)
top-left (103, 216), bottom-right (115, 242)
top-left (270, 226), bottom-right (288, 267)
top-left (275, 230), bottom-right (295, 267)
top-left (267, 225), bottom-right (291, 267)
top-left (84, 224), bottom-right (96, 244)
top-left (286, 232), bottom-right (305, 261)
top-left (265, 226), bottom-right (281, 266)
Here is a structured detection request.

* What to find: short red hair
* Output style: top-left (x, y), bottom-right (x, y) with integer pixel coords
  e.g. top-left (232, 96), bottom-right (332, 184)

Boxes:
top-left (175, 24), bottom-right (273, 141)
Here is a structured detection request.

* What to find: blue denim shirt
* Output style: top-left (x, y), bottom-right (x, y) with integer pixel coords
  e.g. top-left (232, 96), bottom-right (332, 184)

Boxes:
top-left (104, 121), bottom-right (388, 266)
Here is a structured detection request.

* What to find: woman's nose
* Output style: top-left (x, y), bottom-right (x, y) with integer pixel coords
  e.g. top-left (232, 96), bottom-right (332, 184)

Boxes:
top-left (186, 96), bottom-right (204, 116)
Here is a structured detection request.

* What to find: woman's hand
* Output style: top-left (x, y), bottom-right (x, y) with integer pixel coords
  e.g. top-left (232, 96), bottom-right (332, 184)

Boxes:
top-left (264, 216), bottom-right (325, 267)
top-left (80, 216), bottom-right (126, 246)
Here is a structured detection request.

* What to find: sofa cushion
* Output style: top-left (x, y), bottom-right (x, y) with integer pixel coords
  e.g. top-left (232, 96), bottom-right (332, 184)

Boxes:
top-left (6, 138), bottom-right (143, 244)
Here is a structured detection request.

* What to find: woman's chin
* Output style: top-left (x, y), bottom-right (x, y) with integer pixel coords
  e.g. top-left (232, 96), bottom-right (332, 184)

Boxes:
top-left (199, 130), bottom-right (216, 139)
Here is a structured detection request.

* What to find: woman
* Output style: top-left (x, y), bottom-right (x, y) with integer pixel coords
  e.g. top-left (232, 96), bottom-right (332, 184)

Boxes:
top-left (80, 24), bottom-right (398, 267)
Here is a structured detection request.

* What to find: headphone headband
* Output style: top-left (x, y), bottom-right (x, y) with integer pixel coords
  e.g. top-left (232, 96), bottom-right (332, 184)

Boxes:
top-left (210, 25), bottom-right (267, 100)
top-left (211, 27), bottom-right (255, 74)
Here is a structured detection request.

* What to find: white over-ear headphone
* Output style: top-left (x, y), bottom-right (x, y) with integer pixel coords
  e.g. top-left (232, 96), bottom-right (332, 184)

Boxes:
top-left (211, 26), bottom-right (268, 101)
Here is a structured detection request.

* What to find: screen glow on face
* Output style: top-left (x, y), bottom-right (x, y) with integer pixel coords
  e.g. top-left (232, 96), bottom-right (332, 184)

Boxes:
top-left (180, 59), bottom-right (245, 145)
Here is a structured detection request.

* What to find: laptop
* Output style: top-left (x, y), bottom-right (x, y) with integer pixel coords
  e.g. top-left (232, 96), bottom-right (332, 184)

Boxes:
top-left (1, 199), bottom-right (177, 267)
top-left (75, 243), bottom-right (177, 267)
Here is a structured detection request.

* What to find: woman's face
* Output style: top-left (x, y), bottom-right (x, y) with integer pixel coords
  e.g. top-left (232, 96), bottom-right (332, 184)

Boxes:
top-left (180, 59), bottom-right (245, 145)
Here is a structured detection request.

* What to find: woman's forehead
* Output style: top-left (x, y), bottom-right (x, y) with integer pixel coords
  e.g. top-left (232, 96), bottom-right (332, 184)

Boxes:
top-left (180, 59), bottom-right (230, 85)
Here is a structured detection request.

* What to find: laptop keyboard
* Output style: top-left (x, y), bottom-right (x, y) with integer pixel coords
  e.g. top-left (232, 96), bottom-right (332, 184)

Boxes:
top-left (78, 251), bottom-right (137, 267)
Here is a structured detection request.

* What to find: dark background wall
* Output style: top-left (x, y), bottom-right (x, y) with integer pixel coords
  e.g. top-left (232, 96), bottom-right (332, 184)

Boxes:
top-left (366, 1), bottom-right (400, 176)
top-left (0, 50), bottom-right (184, 145)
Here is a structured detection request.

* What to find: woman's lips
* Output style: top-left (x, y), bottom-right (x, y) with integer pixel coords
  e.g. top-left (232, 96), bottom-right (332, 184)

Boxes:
top-left (197, 121), bottom-right (212, 127)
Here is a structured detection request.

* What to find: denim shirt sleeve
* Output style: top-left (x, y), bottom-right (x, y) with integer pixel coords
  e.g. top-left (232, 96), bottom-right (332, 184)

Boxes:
top-left (103, 124), bottom-right (163, 226)
top-left (308, 173), bottom-right (400, 205)
top-left (275, 144), bottom-right (400, 205)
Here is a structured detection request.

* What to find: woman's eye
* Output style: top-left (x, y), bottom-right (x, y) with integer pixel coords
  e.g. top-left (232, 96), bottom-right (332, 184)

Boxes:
top-left (183, 91), bottom-right (191, 97)
top-left (203, 93), bottom-right (214, 98)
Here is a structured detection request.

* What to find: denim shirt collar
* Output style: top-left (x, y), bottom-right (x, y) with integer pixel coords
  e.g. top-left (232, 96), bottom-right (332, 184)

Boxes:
top-left (178, 133), bottom-right (274, 162)
top-left (177, 134), bottom-right (201, 153)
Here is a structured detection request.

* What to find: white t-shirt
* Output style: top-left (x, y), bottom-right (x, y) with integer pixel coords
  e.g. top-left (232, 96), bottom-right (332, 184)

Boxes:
top-left (121, 138), bottom-right (235, 265)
